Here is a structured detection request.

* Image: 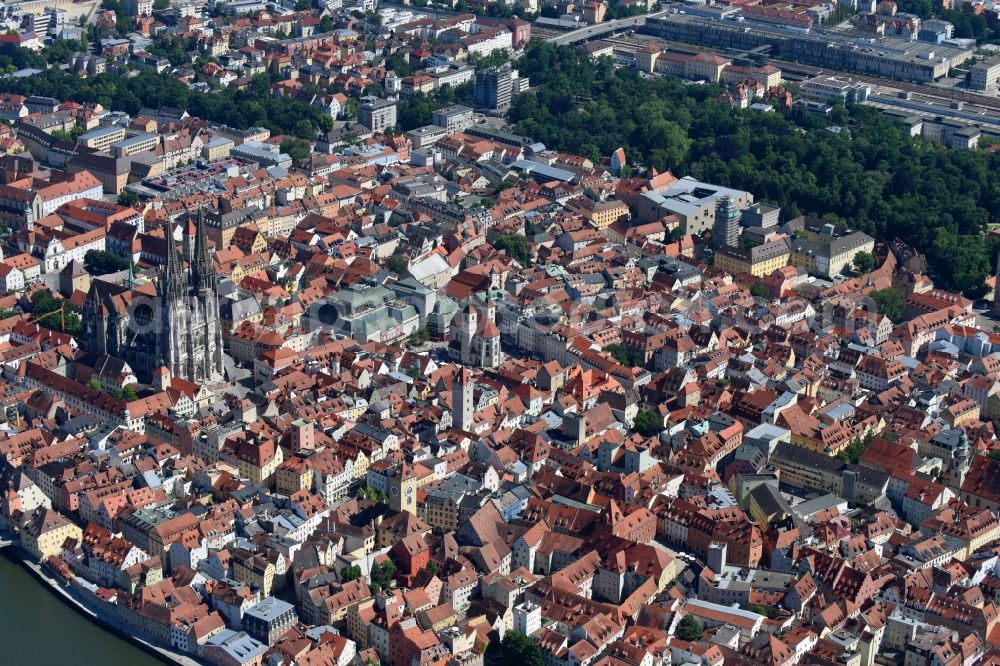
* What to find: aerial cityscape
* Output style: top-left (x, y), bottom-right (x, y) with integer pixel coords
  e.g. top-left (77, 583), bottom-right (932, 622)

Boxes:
top-left (0, 0), bottom-right (999, 665)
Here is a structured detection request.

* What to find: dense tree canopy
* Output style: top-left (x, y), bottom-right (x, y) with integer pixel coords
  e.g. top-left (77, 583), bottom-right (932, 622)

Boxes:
top-left (870, 287), bottom-right (907, 323)
top-left (0, 42), bottom-right (47, 71)
top-left (397, 83), bottom-right (473, 131)
top-left (512, 42), bottom-right (1000, 296)
top-left (30, 290), bottom-right (82, 334)
top-left (386, 52), bottom-right (411, 78)
top-left (499, 631), bottom-right (544, 666)
top-left (606, 343), bottom-right (644, 367)
top-left (852, 251), bottom-right (876, 275)
top-left (386, 255), bottom-right (409, 275)
top-left (369, 560), bottom-right (396, 592)
top-left (493, 234), bottom-right (529, 266)
top-left (0, 66), bottom-right (333, 138)
top-left (891, 0), bottom-right (998, 52)
top-left (634, 410), bottom-right (663, 437)
top-left (147, 36), bottom-right (199, 66)
top-left (280, 139), bottom-right (312, 162)
top-left (750, 281), bottom-right (771, 299)
top-left (676, 615), bottom-right (704, 641)
top-left (84, 250), bottom-right (131, 276)
top-left (43, 39), bottom-right (86, 65)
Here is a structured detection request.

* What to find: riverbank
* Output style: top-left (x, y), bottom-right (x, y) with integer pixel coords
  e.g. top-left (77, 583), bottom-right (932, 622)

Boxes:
top-left (0, 545), bottom-right (204, 666)
top-left (0, 551), bottom-right (162, 666)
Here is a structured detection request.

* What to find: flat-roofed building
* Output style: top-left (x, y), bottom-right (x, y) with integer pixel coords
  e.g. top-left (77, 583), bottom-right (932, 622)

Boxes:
top-left (358, 98), bottom-right (397, 133)
top-left (639, 176), bottom-right (753, 235)
top-left (781, 216), bottom-right (875, 277)
top-left (432, 105), bottom-right (474, 134)
top-left (241, 597), bottom-right (297, 646)
top-left (799, 75), bottom-right (871, 104)
top-left (111, 133), bottom-right (158, 157)
top-left (714, 236), bottom-right (790, 278)
top-left (202, 137), bottom-right (234, 160)
top-left (406, 125), bottom-right (448, 150)
top-left (77, 125), bottom-right (126, 152)
top-left (970, 55), bottom-right (1000, 91)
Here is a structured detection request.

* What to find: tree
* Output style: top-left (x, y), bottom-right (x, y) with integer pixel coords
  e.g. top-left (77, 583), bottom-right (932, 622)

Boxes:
top-left (293, 118), bottom-right (315, 139)
top-left (749, 281), bottom-right (771, 299)
top-left (507, 42), bottom-right (998, 294)
top-left (499, 630), bottom-right (544, 666)
top-left (386, 255), bottom-right (409, 275)
top-left (606, 343), bottom-right (642, 367)
top-left (386, 52), bottom-right (411, 78)
top-left (836, 431), bottom-right (876, 464)
top-left (50, 128), bottom-right (74, 142)
top-left (633, 410), bottom-right (663, 437)
top-left (84, 250), bottom-right (130, 275)
top-left (117, 190), bottom-right (141, 207)
top-left (852, 251), bottom-right (876, 274)
top-left (340, 565), bottom-right (362, 582)
top-left (369, 560), bottom-right (396, 592)
top-left (425, 559), bottom-right (437, 575)
top-left (676, 615), bottom-right (704, 641)
top-left (122, 387), bottom-right (138, 401)
top-left (280, 138), bottom-right (311, 161)
top-left (146, 35), bottom-right (198, 67)
top-left (30, 290), bottom-right (81, 334)
top-left (153, 0), bottom-right (169, 9)
top-left (869, 287), bottom-right (906, 323)
top-left (494, 234), bottom-right (529, 265)
top-left (0, 64), bottom-right (333, 137)
top-left (355, 486), bottom-right (387, 502)
top-left (87, 378), bottom-right (101, 391)
top-left (397, 93), bottom-right (434, 131)
top-left (44, 39), bottom-right (86, 66)
top-left (469, 49), bottom-right (510, 70)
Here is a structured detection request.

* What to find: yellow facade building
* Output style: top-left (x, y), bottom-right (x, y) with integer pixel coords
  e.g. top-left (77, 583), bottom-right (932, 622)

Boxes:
top-left (714, 238), bottom-right (790, 278)
top-left (21, 508), bottom-right (82, 560)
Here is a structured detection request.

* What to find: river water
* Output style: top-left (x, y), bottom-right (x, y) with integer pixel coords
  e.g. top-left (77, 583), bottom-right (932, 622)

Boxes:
top-left (0, 553), bottom-right (163, 666)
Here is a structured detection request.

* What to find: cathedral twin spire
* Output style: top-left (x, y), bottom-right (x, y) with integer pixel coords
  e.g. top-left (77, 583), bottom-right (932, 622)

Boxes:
top-left (162, 207), bottom-right (214, 299)
top-left (157, 206), bottom-right (224, 385)
top-left (191, 207), bottom-right (214, 292)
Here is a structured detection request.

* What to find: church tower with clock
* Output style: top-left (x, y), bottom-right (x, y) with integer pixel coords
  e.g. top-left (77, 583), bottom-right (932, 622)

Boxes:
top-left (389, 464), bottom-right (419, 516)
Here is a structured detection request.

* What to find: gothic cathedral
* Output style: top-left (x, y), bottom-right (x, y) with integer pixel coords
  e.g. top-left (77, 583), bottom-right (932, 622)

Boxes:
top-left (82, 209), bottom-right (224, 386)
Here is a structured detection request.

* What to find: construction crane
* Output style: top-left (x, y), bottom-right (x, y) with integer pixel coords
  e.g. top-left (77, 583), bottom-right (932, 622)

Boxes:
top-left (30, 305), bottom-right (67, 332)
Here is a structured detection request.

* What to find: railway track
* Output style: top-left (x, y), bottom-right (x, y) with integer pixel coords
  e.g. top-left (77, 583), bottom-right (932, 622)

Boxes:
top-left (530, 27), bottom-right (563, 41)
top-left (596, 31), bottom-right (1000, 116)
top-left (768, 58), bottom-right (1000, 115)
